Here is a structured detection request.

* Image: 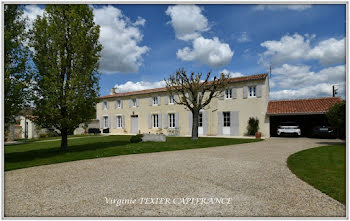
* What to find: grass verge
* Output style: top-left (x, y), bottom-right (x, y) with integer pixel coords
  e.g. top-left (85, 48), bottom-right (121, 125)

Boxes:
top-left (5, 135), bottom-right (261, 171)
top-left (287, 145), bottom-right (345, 204)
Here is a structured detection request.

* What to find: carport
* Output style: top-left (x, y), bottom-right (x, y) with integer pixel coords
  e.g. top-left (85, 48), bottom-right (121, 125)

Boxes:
top-left (267, 97), bottom-right (341, 137)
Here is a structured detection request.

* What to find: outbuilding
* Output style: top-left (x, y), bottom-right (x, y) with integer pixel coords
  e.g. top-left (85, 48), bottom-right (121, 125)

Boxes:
top-left (267, 97), bottom-right (342, 137)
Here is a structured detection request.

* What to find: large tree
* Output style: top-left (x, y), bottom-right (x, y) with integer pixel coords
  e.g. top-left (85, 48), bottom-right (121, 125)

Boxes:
top-left (165, 69), bottom-right (229, 140)
top-left (30, 5), bottom-right (102, 150)
top-left (4, 5), bottom-right (31, 131)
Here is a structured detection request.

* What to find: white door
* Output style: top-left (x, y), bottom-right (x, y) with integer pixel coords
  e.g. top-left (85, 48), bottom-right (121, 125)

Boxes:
top-left (223, 112), bottom-right (230, 135)
top-left (198, 112), bottom-right (203, 135)
top-left (131, 116), bottom-right (138, 134)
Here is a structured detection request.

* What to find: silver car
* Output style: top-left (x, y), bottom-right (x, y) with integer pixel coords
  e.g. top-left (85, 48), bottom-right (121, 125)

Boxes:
top-left (277, 122), bottom-right (301, 136)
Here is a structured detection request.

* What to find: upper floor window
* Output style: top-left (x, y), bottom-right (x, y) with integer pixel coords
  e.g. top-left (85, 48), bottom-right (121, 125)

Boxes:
top-left (116, 100), bottom-right (121, 108)
top-left (133, 98), bottom-right (137, 107)
top-left (249, 86), bottom-right (256, 97)
top-left (225, 89), bottom-right (232, 99)
top-left (103, 101), bottom-right (108, 110)
top-left (153, 96), bottom-right (159, 105)
top-left (169, 95), bottom-right (175, 104)
top-left (152, 114), bottom-right (159, 128)
top-left (169, 113), bottom-right (175, 128)
top-left (198, 112), bottom-right (203, 127)
top-left (223, 112), bottom-right (230, 127)
top-left (117, 116), bottom-right (123, 128)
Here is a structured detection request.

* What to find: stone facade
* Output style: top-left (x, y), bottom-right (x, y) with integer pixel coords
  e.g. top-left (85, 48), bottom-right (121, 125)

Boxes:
top-left (96, 74), bottom-right (270, 138)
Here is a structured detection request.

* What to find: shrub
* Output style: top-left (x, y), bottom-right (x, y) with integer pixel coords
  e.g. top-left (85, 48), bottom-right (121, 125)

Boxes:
top-left (247, 117), bottom-right (259, 136)
top-left (130, 134), bottom-right (143, 143)
top-left (39, 133), bottom-right (48, 138)
top-left (326, 100), bottom-right (345, 138)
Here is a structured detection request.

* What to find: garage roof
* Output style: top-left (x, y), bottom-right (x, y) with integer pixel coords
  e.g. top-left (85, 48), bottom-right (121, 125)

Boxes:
top-left (267, 97), bottom-right (342, 115)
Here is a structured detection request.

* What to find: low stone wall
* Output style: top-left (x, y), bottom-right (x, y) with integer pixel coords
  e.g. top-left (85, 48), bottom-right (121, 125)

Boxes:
top-left (142, 134), bottom-right (166, 142)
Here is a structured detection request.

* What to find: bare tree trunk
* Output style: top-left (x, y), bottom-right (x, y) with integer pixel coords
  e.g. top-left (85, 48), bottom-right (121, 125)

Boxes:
top-left (192, 110), bottom-right (199, 140)
top-left (61, 127), bottom-right (68, 151)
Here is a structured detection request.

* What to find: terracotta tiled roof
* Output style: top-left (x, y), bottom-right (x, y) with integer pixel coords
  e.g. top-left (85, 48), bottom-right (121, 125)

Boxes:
top-left (267, 97), bottom-right (342, 115)
top-left (99, 73), bottom-right (268, 99)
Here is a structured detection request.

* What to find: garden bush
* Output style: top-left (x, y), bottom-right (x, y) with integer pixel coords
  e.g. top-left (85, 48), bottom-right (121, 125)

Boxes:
top-left (130, 134), bottom-right (143, 143)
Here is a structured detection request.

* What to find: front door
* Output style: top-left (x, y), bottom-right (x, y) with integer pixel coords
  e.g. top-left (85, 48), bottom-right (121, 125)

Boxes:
top-left (198, 112), bottom-right (203, 135)
top-left (131, 116), bottom-right (138, 134)
top-left (223, 112), bottom-right (230, 135)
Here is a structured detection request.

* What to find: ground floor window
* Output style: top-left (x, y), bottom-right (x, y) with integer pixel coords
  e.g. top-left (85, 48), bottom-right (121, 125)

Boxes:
top-left (223, 112), bottom-right (230, 127)
top-left (117, 116), bottom-right (122, 128)
top-left (199, 112), bottom-right (203, 127)
top-left (103, 116), bottom-right (109, 128)
top-left (153, 114), bottom-right (159, 128)
top-left (169, 113), bottom-right (175, 128)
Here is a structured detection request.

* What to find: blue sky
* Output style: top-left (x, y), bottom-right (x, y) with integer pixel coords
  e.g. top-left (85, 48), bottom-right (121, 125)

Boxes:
top-left (23, 4), bottom-right (346, 99)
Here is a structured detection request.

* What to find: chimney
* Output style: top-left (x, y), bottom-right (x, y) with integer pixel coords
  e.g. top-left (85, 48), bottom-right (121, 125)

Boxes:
top-left (110, 87), bottom-right (116, 94)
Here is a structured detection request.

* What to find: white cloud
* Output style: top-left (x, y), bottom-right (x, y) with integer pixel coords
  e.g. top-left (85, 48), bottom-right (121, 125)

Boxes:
top-left (237, 32), bottom-right (251, 43)
top-left (270, 83), bottom-right (345, 100)
top-left (270, 64), bottom-right (345, 99)
top-left (93, 6), bottom-right (150, 74)
top-left (308, 38), bottom-right (346, 66)
top-left (253, 5), bottom-right (311, 11)
top-left (220, 69), bottom-right (243, 78)
top-left (165, 5), bottom-right (209, 41)
top-left (23, 5), bottom-right (44, 29)
top-left (177, 37), bottom-right (234, 67)
top-left (260, 33), bottom-right (345, 66)
top-left (113, 80), bottom-right (166, 93)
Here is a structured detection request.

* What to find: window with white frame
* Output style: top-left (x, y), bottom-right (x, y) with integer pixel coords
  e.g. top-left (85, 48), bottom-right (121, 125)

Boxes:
top-left (198, 112), bottom-right (203, 127)
top-left (116, 100), bottom-right (121, 108)
top-left (223, 112), bottom-right (230, 127)
top-left (103, 101), bottom-right (108, 110)
top-left (169, 113), bottom-right (175, 128)
top-left (103, 116), bottom-right (109, 128)
top-left (169, 95), bottom-right (174, 104)
top-left (117, 116), bottom-right (122, 128)
top-left (249, 86), bottom-right (256, 97)
top-left (225, 89), bottom-right (232, 99)
top-left (153, 96), bottom-right (159, 105)
top-left (152, 114), bottom-right (159, 128)
top-left (133, 98), bottom-right (137, 107)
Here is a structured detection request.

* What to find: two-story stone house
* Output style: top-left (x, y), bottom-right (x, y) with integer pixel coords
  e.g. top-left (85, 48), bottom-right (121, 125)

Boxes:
top-left (97, 73), bottom-right (270, 137)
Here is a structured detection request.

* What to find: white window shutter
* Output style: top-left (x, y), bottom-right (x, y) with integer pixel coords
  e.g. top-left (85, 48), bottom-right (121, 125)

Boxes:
top-left (159, 114), bottom-right (162, 129)
top-left (163, 113), bottom-right (168, 129)
top-left (114, 116), bottom-right (117, 129)
top-left (149, 97), bottom-right (152, 106)
top-left (175, 112), bottom-right (179, 129)
top-left (230, 111), bottom-right (239, 136)
top-left (158, 96), bottom-right (161, 105)
top-left (148, 114), bottom-right (152, 129)
top-left (136, 98), bottom-right (139, 107)
top-left (107, 116), bottom-right (110, 128)
top-left (256, 85), bottom-right (262, 98)
top-left (100, 117), bottom-right (103, 128)
top-left (188, 112), bottom-right (192, 135)
top-left (217, 112), bottom-right (223, 135)
top-left (203, 111), bottom-right (209, 135)
top-left (121, 100), bottom-right (123, 108)
top-left (122, 115), bottom-right (125, 128)
top-left (232, 88), bottom-right (237, 99)
top-left (164, 96), bottom-right (168, 105)
top-left (106, 102), bottom-right (109, 109)
top-left (243, 86), bottom-right (248, 99)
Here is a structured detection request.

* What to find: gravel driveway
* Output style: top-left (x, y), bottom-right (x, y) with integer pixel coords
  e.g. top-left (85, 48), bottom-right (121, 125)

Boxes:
top-left (4, 137), bottom-right (346, 217)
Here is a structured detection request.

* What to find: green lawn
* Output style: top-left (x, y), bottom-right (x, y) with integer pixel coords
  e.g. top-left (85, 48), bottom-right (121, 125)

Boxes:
top-left (287, 145), bottom-right (346, 204)
top-left (5, 135), bottom-right (262, 171)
